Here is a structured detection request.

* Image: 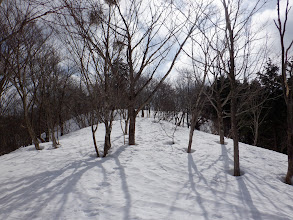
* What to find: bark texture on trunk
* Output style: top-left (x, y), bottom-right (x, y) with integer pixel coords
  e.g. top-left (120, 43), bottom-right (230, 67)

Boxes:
top-left (186, 112), bottom-right (189, 128)
top-left (217, 98), bottom-right (225, 145)
top-left (218, 113), bottom-right (225, 145)
top-left (91, 124), bottom-right (99, 157)
top-left (103, 124), bottom-right (111, 157)
top-left (128, 106), bottom-right (136, 145)
top-left (187, 114), bottom-right (197, 153)
top-left (231, 92), bottom-right (240, 176)
top-left (124, 117), bottom-right (129, 135)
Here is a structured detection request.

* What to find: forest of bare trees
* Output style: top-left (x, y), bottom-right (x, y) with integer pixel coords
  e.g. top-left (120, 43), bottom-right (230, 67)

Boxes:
top-left (1, 0), bottom-right (293, 184)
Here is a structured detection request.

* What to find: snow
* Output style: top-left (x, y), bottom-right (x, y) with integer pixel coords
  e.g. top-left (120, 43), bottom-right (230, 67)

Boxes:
top-left (0, 117), bottom-right (293, 220)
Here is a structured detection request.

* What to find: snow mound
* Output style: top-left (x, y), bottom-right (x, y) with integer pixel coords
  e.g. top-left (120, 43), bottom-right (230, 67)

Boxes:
top-left (0, 118), bottom-right (292, 220)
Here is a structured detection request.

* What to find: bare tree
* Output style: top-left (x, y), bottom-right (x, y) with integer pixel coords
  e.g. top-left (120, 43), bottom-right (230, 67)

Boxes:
top-left (243, 79), bottom-right (270, 146)
top-left (1, 0), bottom-right (90, 152)
top-left (274, 0), bottom-right (293, 184)
top-left (219, 0), bottom-right (266, 176)
top-left (6, 21), bottom-right (50, 150)
top-left (207, 74), bottom-right (230, 145)
top-left (199, 23), bottom-right (231, 145)
top-left (185, 32), bottom-right (213, 153)
top-left (114, 0), bottom-right (210, 145)
top-left (57, 0), bottom-right (127, 156)
top-left (174, 69), bottom-right (194, 128)
top-left (56, 0), bottom-right (210, 151)
top-left (35, 47), bottom-right (71, 149)
top-left (0, 0), bottom-right (63, 47)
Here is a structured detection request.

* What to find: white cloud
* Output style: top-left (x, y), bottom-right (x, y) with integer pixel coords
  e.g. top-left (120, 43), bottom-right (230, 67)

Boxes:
top-left (251, 0), bottom-right (293, 59)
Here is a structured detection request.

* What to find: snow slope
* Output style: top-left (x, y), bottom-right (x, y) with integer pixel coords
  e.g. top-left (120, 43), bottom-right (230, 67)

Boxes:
top-left (0, 117), bottom-right (292, 220)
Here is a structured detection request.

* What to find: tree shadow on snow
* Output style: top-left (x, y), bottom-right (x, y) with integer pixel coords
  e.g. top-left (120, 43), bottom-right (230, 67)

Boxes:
top-left (167, 146), bottom-right (267, 220)
top-left (113, 155), bottom-right (132, 220)
top-left (0, 144), bottom-right (131, 220)
top-left (219, 144), bottom-right (285, 219)
top-left (187, 154), bottom-right (209, 220)
top-left (0, 157), bottom-right (100, 219)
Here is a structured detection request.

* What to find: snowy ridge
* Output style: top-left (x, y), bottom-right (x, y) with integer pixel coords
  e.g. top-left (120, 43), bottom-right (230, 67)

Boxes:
top-left (0, 118), bottom-right (292, 219)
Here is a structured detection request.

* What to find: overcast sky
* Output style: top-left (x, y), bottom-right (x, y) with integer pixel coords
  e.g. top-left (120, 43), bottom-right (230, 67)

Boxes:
top-left (254, 0), bottom-right (293, 56)
top-left (167, 0), bottom-right (293, 80)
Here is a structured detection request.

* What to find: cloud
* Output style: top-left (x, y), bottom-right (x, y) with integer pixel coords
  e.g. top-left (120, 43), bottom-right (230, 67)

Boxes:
top-left (252, 0), bottom-right (293, 59)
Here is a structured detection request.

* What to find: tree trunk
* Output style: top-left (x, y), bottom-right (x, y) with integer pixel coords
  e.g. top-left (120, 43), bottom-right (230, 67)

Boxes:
top-left (275, 0), bottom-right (293, 184)
top-left (24, 108), bottom-right (40, 150)
top-left (91, 124), bottom-right (99, 157)
top-left (218, 112), bottom-right (225, 145)
top-left (45, 128), bottom-right (49, 142)
top-left (187, 111), bottom-right (189, 128)
top-left (59, 115), bottom-right (64, 136)
top-left (141, 109), bottom-right (144, 117)
top-left (187, 114), bottom-right (197, 153)
top-left (51, 128), bottom-right (58, 149)
top-left (285, 100), bottom-right (293, 184)
top-left (253, 122), bottom-right (259, 146)
top-left (37, 105), bottom-right (43, 141)
top-left (47, 115), bottom-right (58, 149)
top-left (223, 0), bottom-right (240, 176)
top-left (216, 97), bottom-right (225, 145)
top-left (124, 116), bottom-right (129, 135)
top-left (103, 123), bottom-right (111, 157)
top-left (128, 106), bottom-right (136, 145)
top-left (182, 112), bottom-right (185, 127)
top-left (231, 82), bottom-right (240, 176)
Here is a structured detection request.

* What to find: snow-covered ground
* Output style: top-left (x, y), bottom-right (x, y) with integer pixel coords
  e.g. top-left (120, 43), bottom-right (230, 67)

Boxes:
top-left (0, 117), bottom-right (292, 220)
